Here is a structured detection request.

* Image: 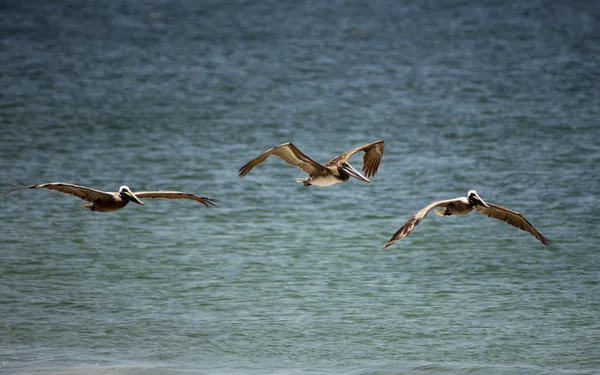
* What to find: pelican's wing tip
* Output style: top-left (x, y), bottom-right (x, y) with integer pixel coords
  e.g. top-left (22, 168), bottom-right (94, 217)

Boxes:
top-left (204, 198), bottom-right (219, 207)
top-left (1, 184), bottom-right (32, 195)
top-left (543, 239), bottom-right (559, 253)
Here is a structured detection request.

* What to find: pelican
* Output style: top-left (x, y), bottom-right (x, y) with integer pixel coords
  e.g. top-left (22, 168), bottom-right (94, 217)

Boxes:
top-left (383, 190), bottom-right (556, 251)
top-left (2, 183), bottom-right (217, 212)
top-left (239, 140), bottom-right (384, 186)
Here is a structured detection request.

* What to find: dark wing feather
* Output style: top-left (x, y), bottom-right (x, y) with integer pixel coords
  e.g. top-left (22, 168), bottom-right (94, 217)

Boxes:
top-left (3, 182), bottom-right (112, 203)
top-left (239, 142), bottom-right (324, 177)
top-left (325, 140), bottom-right (384, 178)
top-left (383, 198), bottom-right (459, 250)
top-left (133, 191), bottom-right (218, 207)
top-left (475, 203), bottom-right (557, 251)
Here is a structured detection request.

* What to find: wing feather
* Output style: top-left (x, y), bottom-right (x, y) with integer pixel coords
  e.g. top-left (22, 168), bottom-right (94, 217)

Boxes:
top-left (475, 203), bottom-right (556, 251)
top-left (383, 198), bottom-right (459, 250)
top-left (239, 142), bottom-right (324, 177)
top-left (325, 140), bottom-right (384, 178)
top-left (3, 182), bottom-right (111, 203)
top-left (133, 191), bottom-right (217, 207)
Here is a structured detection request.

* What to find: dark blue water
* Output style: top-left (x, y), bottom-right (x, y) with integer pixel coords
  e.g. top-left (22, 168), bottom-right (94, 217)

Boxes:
top-left (1, 1), bottom-right (599, 374)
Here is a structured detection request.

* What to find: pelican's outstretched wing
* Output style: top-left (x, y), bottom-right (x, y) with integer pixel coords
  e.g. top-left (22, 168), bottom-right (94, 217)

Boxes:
top-left (239, 142), bottom-right (325, 177)
top-left (133, 191), bottom-right (218, 207)
top-left (325, 140), bottom-right (384, 178)
top-left (383, 198), bottom-right (460, 250)
top-left (475, 203), bottom-right (556, 251)
top-left (2, 182), bottom-right (112, 203)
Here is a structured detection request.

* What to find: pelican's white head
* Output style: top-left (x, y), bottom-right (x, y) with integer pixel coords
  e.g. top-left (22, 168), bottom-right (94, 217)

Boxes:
top-left (467, 190), bottom-right (488, 208)
top-left (119, 186), bottom-right (144, 205)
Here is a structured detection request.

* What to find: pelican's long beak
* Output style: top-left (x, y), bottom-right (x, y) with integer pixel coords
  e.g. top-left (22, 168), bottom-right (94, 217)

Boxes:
top-left (341, 162), bottom-right (371, 183)
top-left (472, 192), bottom-right (489, 208)
top-left (123, 190), bottom-right (144, 206)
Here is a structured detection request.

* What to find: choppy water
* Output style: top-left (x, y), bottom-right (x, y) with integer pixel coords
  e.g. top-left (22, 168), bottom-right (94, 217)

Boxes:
top-left (1, 1), bottom-right (599, 374)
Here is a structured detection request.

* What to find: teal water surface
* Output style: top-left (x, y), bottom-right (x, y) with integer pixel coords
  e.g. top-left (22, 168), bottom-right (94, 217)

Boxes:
top-left (1, 1), bottom-right (599, 374)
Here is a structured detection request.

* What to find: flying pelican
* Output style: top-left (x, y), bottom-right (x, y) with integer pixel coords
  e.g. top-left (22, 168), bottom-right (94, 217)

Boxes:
top-left (239, 140), bottom-right (384, 186)
top-left (2, 182), bottom-right (217, 212)
top-left (383, 190), bottom-right (556, 251)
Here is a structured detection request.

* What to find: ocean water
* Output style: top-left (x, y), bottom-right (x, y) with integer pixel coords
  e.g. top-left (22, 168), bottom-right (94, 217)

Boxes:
top-left (1, 0), bottom-right (599, 374)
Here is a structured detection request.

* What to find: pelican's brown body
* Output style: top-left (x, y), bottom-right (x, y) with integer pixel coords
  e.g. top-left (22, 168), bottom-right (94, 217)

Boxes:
top-left (80, 192), bottom-right (136, 212)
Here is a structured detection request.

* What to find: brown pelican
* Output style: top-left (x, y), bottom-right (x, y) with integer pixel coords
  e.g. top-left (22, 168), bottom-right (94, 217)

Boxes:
top-left (2, 183), bottom-right (217, 212)
top-left (383, 190), bottom-right (556, 251)
top-left (239, 140), bottom-right (384, 186)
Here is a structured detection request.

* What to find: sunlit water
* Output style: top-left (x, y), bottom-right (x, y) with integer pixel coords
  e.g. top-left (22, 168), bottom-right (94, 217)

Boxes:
top-left (1, 1), bottom-right (599, 374)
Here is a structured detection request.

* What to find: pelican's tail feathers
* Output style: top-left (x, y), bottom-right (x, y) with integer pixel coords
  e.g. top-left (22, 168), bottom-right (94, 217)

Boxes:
top-left (295, 178), bottom-right (311, 186)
